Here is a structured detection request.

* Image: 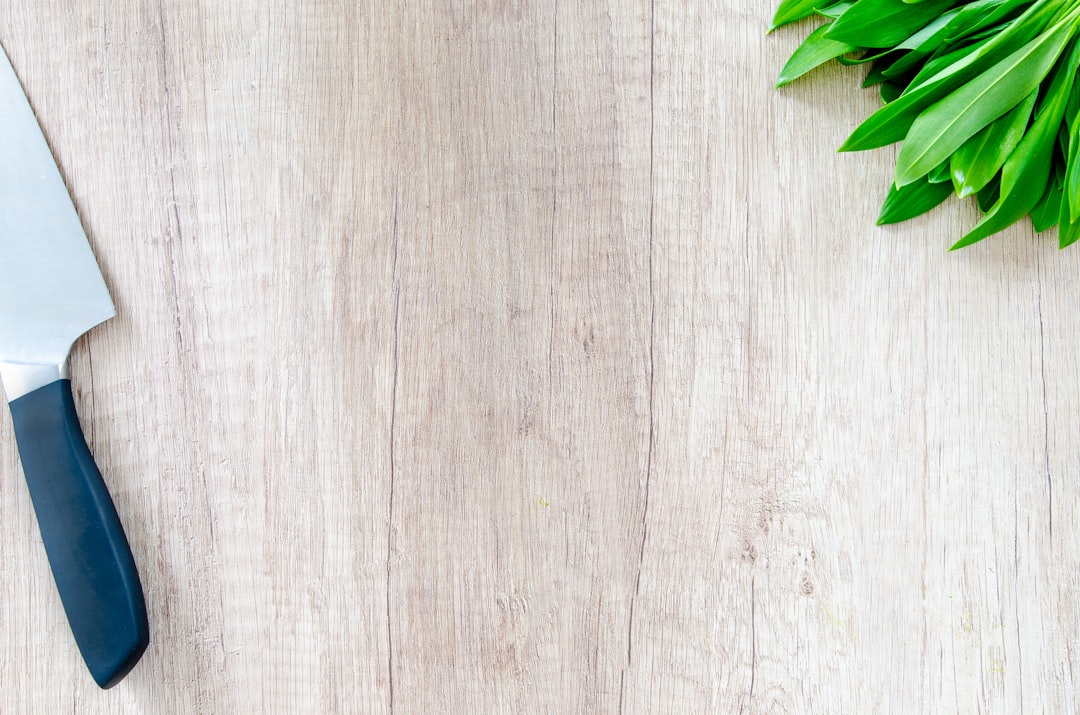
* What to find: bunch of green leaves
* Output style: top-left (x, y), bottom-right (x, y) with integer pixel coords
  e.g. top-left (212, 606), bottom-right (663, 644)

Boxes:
top-left (772, 0), bottom-right (1080, 249)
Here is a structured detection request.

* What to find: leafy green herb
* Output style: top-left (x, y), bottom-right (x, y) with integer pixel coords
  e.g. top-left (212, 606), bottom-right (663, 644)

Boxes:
top-left (773, 0), bottom-right (1080, 248)
top-left (772, 0), bottom-right (847, 30)
top-left (895, 17), bottom-right (1074, 186)
top-left (826, 0), bottom-right (959, 47)
top-left (1031, 173), bottom-right (1063, 230)
top-left (950, 90), bottom-right (1036, 196)
top-left (776, 24), bottom-right (860, 86)
top-left (878, 176), bottom-right (955, 223)
top-left (952, 32), bottom-right (1080, 248)
top-left (1065, 104), bottom-right (1080, 220)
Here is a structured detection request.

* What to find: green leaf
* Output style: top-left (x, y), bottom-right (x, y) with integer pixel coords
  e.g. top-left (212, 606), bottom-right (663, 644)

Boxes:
top-left (880, 80), bottom-right (906, 103)
top-left (1058, 142), bottom-right (1080, 244)
top-left (976, 172), bottom-right (1002, 211)
top-left (1031, 176), bottom-right (1062, 231)
top-left (1067, 65), bottom-right (1080, 130)
top-left (838, 0), bottom-right (1065, 152)
top-left (877, 48), bottom-right (934, 82)
top-left (952, 35), bottom-right (1080, 249)
top-left (898, 8), bottom-right (964, 51)
top-left (907, 0), bottom-right (1063, 90)
top-left (903, 32), bottom-right (994, 92)
top-left (768, 0), bottom-right (1080, 249)
top-left (1066, 102), bottom-right (1080, 222)
top-left (839, 39), bottom-right (990, 151)
top-left (949, 89), bottom-right (1036, 197)
top-left (941, 0), bottom-right (1029, 45)
top-left (837, 49), bottom-right (897, 66)
top-left (841, 5), bottom-right (1048, 152)
top-left (879, 8), bottom-right (965, 79)
top-left (817, 1), bottom-right (855, 19)
top-left (825, 0), bottom-right (958, 47)
top-left (772, 0), bottom-right (843, 30)
top-left (863, 62), bottom-right (890, 87)
top-left (1059, 198), bottom-right (1080, 247)
top-left (895, 16), bottom-right (1075, 187)
top-left (877, 176), bottom-right (954, 224)
top-left (928, 159), bottom-right (953, 183)
top-left (777, 23), bottom-right (860, 86)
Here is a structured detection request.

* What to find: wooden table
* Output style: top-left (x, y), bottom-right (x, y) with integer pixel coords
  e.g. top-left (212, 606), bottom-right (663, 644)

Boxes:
top-left (1, 2), bottom-right (1077, 712)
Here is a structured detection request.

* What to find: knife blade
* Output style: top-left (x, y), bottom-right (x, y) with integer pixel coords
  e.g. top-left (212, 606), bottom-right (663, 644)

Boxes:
top-left (0, 42), bottom-right (148, 688)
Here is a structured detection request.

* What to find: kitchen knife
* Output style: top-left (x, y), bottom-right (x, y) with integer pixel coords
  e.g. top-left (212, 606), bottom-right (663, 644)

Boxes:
top-left (0, 42), bottom-right (148, 688)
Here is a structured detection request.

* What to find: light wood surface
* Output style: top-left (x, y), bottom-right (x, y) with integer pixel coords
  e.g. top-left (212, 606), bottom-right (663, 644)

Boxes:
top-left (1, 2), bottom-right (1078, 712)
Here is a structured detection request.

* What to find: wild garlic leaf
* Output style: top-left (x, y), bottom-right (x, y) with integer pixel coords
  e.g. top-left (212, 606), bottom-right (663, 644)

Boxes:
top-left (777, 24), bottom-right (860, 86)
top-left (877, 177), bottom-right (954, 224)
top-left (880, 81), bottom-right (906, 103)
top-left (837, 48), bottom-right (897, 65)
top-left (901, 34), bottom-right (993, 92)
top-left (825, 0), bottom-right (958, 47)
top-left (1031, 175), bottom-right (1062, 231)
top-left (863, 62), bottom-right (890, 86)
top-left (950, 89), bottom-right (1036, 196)
top-left (772, 0), bottom-right (845, 30)
top-left (839, 6), bottom-right (1051, 154)
top-left (895, 17), bottom-right (1074, 187)
top-left (772, 0), bottom-right (1080, 247)
top-left (1061, 79), bottom-right (1080, 223)
top-left (1058, 196), bottom-right (1080, 247)
top-left (839, 39), bottom-right (990, 151)
top-left (952, 34), bottom-right (1080, 249)
top-left (1065, 102), bottom-right (1080, 221)
top-left (928, 159), bottom-right (953, 182)
top-left (879, 8), bottom-right (964, 78)
top-left (953, 168), bottom-right (1050, 248)
top-left (817, 2), bottom-right (856, 19)
top-left (898, 8), bottom-right (964, 50)
top-left (1067, 67), bottom-right (1080, 129)
top-left (942, 0), bottom-right (1028, 45)
top-left (957, 21), bottom-right (1020, 44)
top-left (1058, 135), bottom-right (1080, 244)
top-left (976, 173), bottom-right (1002, 212)
top-left (881, 47), bottom-right (941, 81)
top-left (903, 0), bottom-right (1060, 93)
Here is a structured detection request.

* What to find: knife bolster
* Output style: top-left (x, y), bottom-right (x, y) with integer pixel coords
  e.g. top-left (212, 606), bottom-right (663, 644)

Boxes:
top-left (0, 360), bottom-right (69, 402)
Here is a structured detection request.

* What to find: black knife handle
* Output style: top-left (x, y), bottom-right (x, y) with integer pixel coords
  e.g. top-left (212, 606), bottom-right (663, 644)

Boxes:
top-left (8, 379), bottom-right (148, 688)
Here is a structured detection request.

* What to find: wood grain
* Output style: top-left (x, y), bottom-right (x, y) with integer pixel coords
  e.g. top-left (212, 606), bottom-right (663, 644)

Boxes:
top-left (0, 1), bottom-right (1078, 712)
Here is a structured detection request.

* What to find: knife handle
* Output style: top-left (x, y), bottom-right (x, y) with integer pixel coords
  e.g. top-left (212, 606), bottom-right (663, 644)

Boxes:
top-left (8, 378), bottom-right (148, 688)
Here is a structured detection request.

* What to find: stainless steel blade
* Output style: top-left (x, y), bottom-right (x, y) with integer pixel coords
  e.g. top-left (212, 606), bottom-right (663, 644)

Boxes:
top-left (0, 42), bottom-right (114, 390)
